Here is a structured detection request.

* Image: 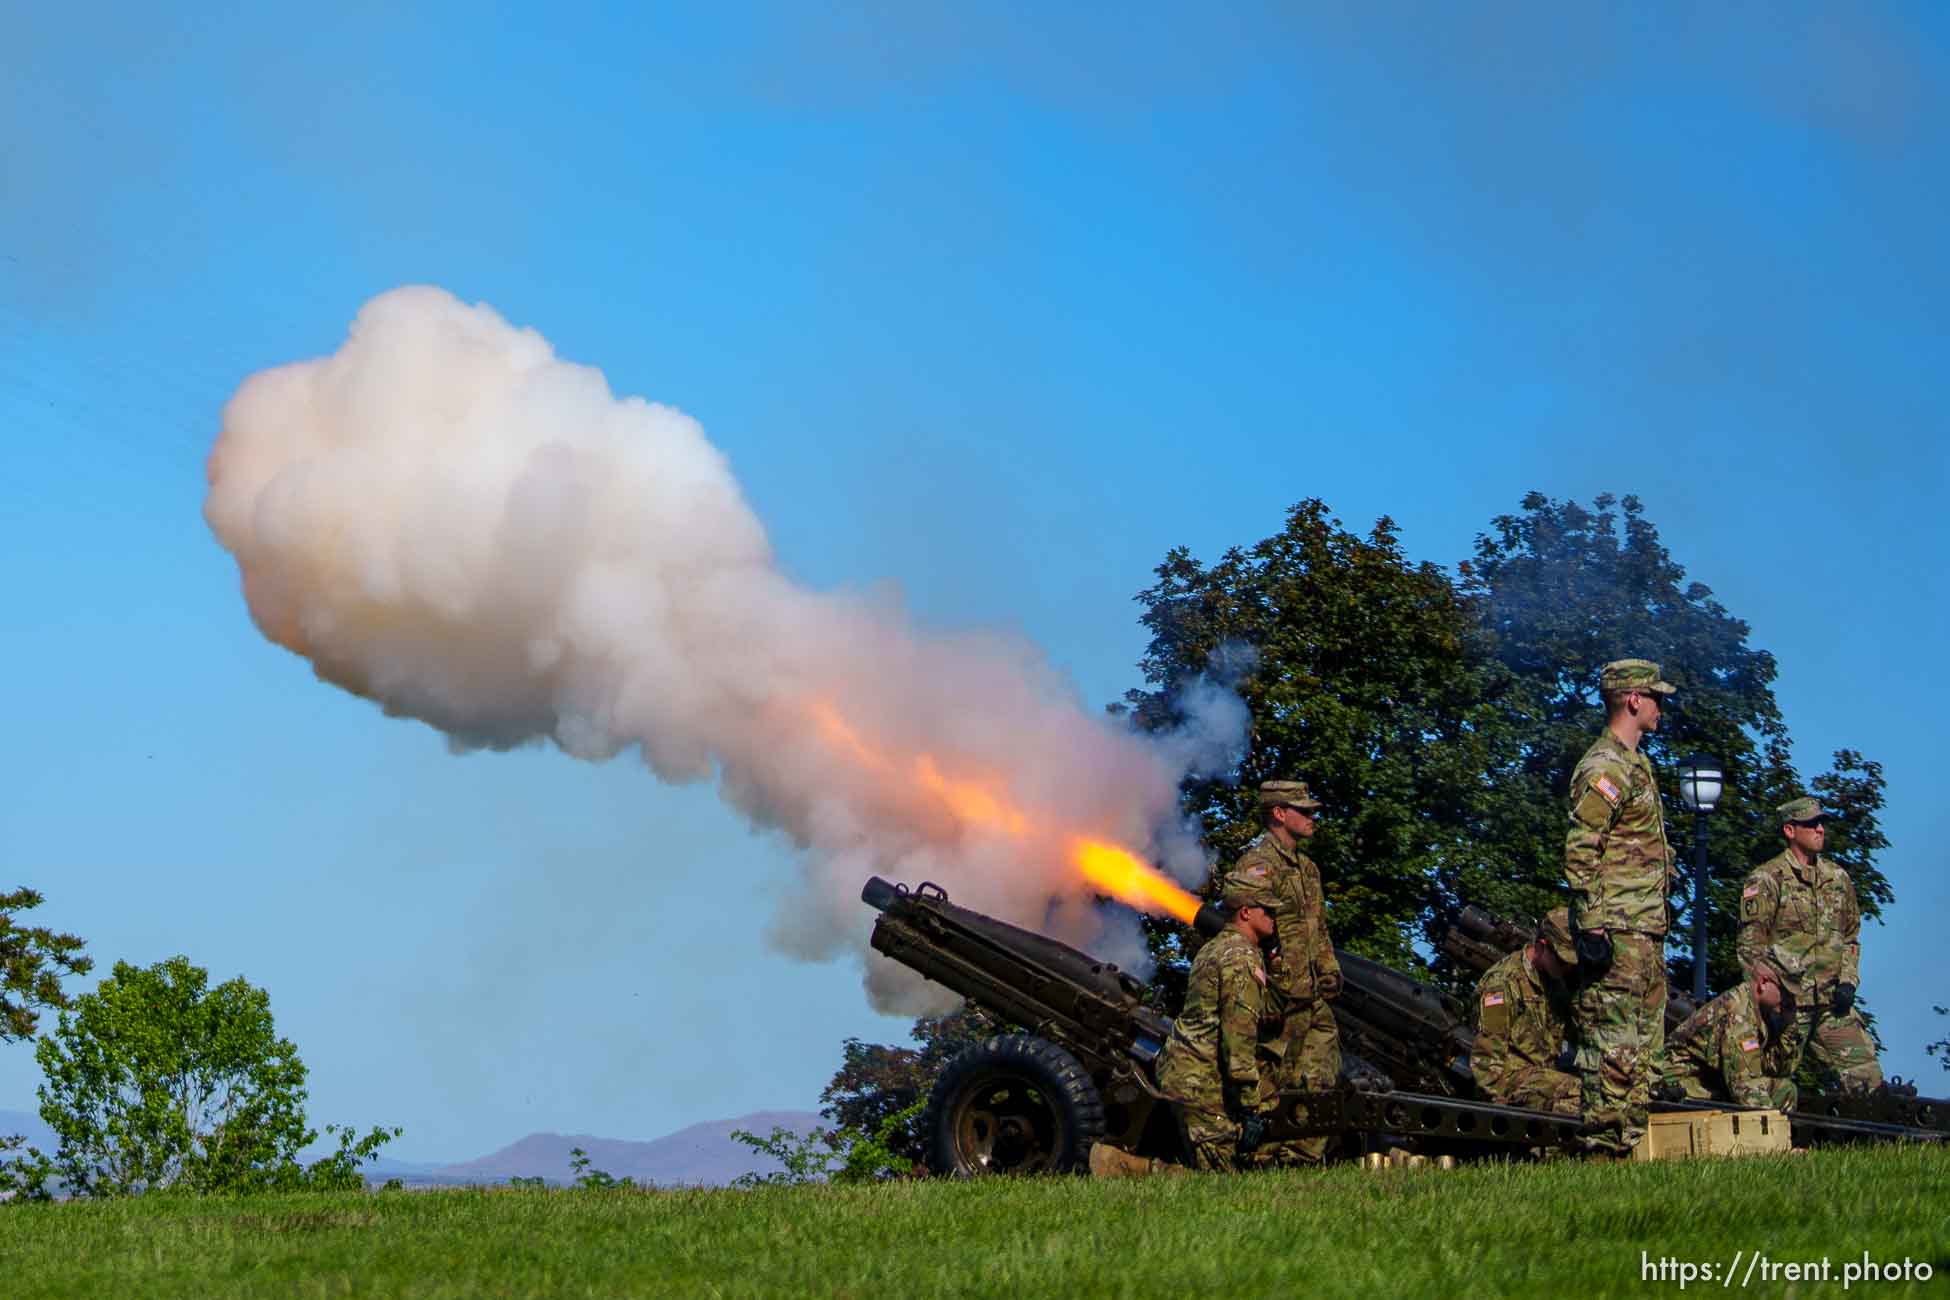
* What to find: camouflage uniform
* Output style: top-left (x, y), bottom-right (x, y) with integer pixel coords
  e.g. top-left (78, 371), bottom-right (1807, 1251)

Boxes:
top-left (1223, 779), bottom-right (1343, 1166)
top-left (1737, 797), bottom-right (1882, 1094)
top-left (1470, 943), bottom-right (1579, 1116)
top-left (1158, 927), bottom-right (1268, 1172)
top-left (1659, 980), bottom-right (1799, 1111)
top-left (1564, 659), bottom-right (1676, 1152)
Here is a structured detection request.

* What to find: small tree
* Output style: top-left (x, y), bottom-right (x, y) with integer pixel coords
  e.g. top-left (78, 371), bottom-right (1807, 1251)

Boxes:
top-left (1, 887), bottom-right (92, 1043)
top-left (1, 887), bottom-right (92, 1200)
top-left (818, 1008), bottom-right (992, 1166)
top-left (1928, 1007), bottom-right (1949, 1075)
top-left (33, 955), bottom-right (389, 1196)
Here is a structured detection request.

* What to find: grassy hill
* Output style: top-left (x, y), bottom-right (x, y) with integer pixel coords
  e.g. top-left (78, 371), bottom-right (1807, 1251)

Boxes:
top-left (1, 1145), bottom-right (1944, 1298)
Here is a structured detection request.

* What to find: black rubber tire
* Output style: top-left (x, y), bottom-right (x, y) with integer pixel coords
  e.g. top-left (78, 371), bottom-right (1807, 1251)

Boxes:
top-left (923, 1034), bottom-right (1105, 1177)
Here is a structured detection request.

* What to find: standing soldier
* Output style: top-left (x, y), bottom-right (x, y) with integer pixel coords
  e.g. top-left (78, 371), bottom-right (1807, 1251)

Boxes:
top-left (1154, 879), bottom-right (1279, 1172)
top-left (1657, 963), bottom-right (1800, 1111)
top-left (1564, 659), bottom-right (1676, 1154)
top-left (1221, 779), bottom-right (1342, 1166)
top-left (1469, 908), bottom-right (1582, 1116)
top-left (1737, 797), bottom-right (1883, 1094)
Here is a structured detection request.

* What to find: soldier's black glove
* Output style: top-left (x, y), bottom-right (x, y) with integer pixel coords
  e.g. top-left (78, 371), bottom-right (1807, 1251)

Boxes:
top-left (1831, 983), bottom-right (1856, 1014)
top-left (1574, 929), bottom-right (1614, 971)
top-left (1238, 1114), bottom-right (1267, 1154)
top-left (1653, 1079), bottom-right (1686, 1104)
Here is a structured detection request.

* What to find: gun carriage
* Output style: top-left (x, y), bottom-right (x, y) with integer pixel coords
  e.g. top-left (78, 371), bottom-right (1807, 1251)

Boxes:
top-left (862, 876), bottom-right (1584, 1175)
top-left (864, 879), bottom-right (1942, 1174)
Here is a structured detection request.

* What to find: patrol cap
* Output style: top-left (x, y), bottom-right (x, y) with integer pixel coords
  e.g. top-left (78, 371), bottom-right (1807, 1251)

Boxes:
top-left (1220, 876), bottom-right (1281, 914)
top-left (1256, 779), bottom-right (1323, 812)
top-left (1777, 796), bottom-right (1833, 825)
top-left (1745, 959), bottom-right (1783, 991)
top-left (1599, 659), bottom-right (1677, 696)
top-left (1537, 907), bottom-right (1577, 966)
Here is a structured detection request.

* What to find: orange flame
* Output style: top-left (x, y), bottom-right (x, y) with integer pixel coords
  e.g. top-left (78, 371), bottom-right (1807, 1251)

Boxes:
top-left (1072, 837), bottom-right (1203, 925)
top-left (805, 699), bottom-right (1203, 923)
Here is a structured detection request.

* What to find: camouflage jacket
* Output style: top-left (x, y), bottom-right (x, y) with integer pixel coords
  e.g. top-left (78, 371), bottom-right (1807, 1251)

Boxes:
top-left (1563, 728), bottom-right (1673, 934)
top-left (1469, 947), bottom-right (1571, 1102)
top-left (1226, 832), bottom-right (1340, 1003)
top-left (1157, 928), bottom-right (1267, 1116)
top-left (1737, 849), bottom-right (1861, 999)
top-left (1663, 980), bottom-right (1798, 1108)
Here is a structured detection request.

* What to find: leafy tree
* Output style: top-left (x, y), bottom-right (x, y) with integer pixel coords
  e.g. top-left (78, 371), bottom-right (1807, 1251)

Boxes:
top-left (817, 1008), bottom-right (992, 1167)
top-left (1125, 500), bottom-right (1514, 977)
top-left (1458, 493), bottom-right (1891, 992)
top-left (568, 1145), bottom-right (637, 1190)
top-left (34, 955), bottom-right (396, 1195)
top-left (302, 1123), bottom-right (406, 1192)
top-left (1928, 1007), bottom-right (1949, 1075)
top-left (1124, 492), bottom-right (1890, 1006)
top-left (1, 887), bottom-right (91, 1200)
top-left (730, 1099), bottom-right (926, 1187)
top-left (1, 887), bottom-right (92, 1043)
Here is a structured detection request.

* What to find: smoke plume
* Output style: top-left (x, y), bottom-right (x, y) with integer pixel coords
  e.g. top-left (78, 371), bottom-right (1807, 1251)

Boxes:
top-left (204, 286), bottom-right (1240, 1010)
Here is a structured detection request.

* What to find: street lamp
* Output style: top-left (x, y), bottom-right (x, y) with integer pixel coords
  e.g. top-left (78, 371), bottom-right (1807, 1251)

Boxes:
top-left (1676, 753), bottom-right (1724, 1002)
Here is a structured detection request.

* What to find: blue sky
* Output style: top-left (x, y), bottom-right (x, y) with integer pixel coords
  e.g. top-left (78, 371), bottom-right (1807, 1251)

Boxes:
top-left (4, 3), bottom-right (1946, 1159)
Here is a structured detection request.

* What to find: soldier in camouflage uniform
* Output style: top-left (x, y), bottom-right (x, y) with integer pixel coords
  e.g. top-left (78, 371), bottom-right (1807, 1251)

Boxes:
top-left (1564, 659), bottom-right (1677, 1153)
top-left (1658, 964), bottom-right (1799, 1111)
top-left (1469, 908), bottom-right (1582, 1116)
top-left (1156, 878), bottom-right (1278, 1172)
top-left (1737, 796), bottom-right (1883, 1094)
top-left (1220, 779), bottom-right (1343, 1166)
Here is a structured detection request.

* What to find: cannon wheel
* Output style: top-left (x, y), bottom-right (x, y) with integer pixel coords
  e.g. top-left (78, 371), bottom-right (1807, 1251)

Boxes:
top-left (924, 1034), bottom-right (1104, 1176)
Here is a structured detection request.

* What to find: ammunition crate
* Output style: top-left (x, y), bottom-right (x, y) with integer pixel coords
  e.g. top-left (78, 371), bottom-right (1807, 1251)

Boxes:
top-left (1632, 1109), bottom-right (1792, 1161)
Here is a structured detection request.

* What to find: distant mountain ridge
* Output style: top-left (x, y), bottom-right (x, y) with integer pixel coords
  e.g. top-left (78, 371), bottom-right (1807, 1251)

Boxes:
top-left (428, 1110), bottom-right (823, 1186)
top-left (4, 1107), bottom-right (823, 1188)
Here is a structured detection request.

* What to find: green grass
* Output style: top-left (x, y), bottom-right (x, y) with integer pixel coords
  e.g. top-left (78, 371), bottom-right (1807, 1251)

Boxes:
top-left (1, 1147), bottom-right (1946, 1298)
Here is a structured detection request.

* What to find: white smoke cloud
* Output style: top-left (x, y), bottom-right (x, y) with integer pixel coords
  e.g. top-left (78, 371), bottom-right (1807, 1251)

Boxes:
top-left (204, 286), bottom-right (1242, 1010)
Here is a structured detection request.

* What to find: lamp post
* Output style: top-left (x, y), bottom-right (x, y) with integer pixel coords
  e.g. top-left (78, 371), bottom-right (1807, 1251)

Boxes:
top-left (1677, 753), bottom-right (1724, 1002)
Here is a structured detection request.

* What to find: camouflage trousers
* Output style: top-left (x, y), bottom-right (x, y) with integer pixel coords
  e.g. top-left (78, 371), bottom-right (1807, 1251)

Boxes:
top-left (1572, 932), bottom-right (1666, 1153)
top-left (1492, 1066), bottom-right (1583, 1117)
top-left (1257, 997), bottom-right (1342, 1166)
top-left (1784, 1006), bottom-right (1884, 1095)
top-left (1175, 1107), bottom-right (1254, 1174)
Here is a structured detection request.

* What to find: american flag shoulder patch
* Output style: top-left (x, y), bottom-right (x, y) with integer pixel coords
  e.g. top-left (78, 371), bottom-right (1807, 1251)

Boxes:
top-left (1593, 774), bottom-right (1622, 804)
top-left (1742, 883), bottom-right (1761, 899)
top-left (1741, 1037), bottom-right (1761, 1052)
top-left (1483, 992), bottom-right (1506, 1007)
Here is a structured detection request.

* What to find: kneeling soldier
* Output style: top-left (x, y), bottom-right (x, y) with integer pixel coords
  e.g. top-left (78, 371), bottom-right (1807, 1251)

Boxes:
top-left (1470, 907), bottom-right (1582, 1116)
top-left (1157, 878), bottom-right (1279, 1172)
top-left (1658, 964), bottom-right (1799, 1112)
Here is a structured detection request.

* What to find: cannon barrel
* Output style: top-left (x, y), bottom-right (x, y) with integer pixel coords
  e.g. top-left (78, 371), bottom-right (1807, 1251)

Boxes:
top-left (862, 877), bottom-right (1173, 1076)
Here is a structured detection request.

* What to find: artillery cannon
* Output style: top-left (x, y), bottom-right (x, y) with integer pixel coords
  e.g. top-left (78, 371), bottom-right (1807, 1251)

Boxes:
top-left (862, 876), bottom-right (1584, 1175)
